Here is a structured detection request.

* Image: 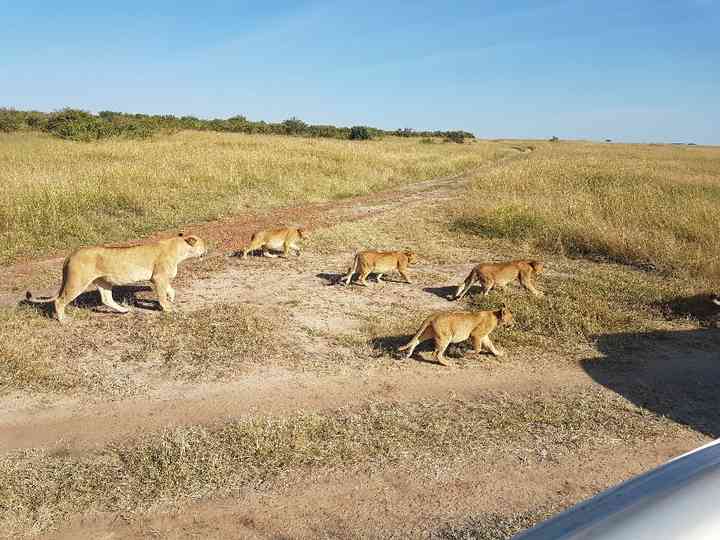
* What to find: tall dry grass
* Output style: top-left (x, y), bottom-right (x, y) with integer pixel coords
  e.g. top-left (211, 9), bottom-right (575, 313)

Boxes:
top-left (454, 142), bottom-right (720, 282)
top-left (0, 131), bottom-right (507, 263)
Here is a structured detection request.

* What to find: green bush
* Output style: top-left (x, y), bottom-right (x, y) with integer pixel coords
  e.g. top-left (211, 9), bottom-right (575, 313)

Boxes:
top-left (445, 131), bottom-right (466, 144)
top-left (349, 126), bottom-right (371, 140)
top-left (1, 107), bottom-right (475, 142)
top-left (0, 108), bottom-right (24, 133)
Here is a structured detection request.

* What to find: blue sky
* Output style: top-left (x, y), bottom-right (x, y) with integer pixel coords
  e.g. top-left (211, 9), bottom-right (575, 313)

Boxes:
top-left (1, 1), bottom-right (718, 143)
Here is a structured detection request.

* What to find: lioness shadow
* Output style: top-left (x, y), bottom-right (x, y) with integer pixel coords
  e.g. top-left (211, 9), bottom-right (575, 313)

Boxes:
top-left (20, 285), bottom-right (156, 317)
top-left (652, 293), bottom-right (720, 327)
top-left (423, 285), bottom-right (458, 301)
top-left (316, 272), bottom-right (345, 286)
top-left (582, 327), bottom-right (720, 437)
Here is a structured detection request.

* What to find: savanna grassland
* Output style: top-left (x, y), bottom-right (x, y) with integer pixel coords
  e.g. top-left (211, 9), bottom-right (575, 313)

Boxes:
top-left (1, 131), bottom-right (719, 539)
top-left (0, 131), bottom-right (502, 263)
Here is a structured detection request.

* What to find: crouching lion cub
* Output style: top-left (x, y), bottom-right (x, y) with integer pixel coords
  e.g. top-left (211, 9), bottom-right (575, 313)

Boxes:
top-left (26, 233), bottom-right (207, 321)
top-left (399, 307), bottom-right (513, 366)
top-left (454, 260), bottom-right (544, 300)
top-left (343, 250), bottom-right (417, 286)
top-left (242, 227), bottom-right (305, 258)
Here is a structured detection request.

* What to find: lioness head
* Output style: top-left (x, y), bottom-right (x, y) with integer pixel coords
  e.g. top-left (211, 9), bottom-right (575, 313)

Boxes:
top-left (529, 260), bottom-right (544, 274)
top-left (404, 250), bottom-right (418, 265)
top-left (179, 233), bottom-right (207, 258)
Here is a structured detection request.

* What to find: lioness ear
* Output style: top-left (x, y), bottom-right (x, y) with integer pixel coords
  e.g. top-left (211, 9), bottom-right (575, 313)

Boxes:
top-left (184, 236), bottom-right (197, 247)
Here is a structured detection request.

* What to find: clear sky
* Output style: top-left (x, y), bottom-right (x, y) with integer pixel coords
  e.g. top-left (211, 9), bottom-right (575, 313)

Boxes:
top-left (1, 1), bottom-right (718, 143)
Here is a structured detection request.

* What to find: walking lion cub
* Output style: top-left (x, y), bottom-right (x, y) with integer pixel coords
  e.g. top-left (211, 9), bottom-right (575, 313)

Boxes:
top-left (454, 260), bottom-right (544, 300)
top-left (342, 250), bottom-right (417, 286)
top-left (26, 233), bottom-right (207, 321)
top-left (399, 307), bottom-right (513, 366)
top-left (242, 227), bottom-right (305, 258)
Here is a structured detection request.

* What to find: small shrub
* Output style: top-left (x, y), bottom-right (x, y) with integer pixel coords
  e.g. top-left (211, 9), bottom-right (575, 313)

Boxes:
top-left (549, 136), bottom-right (560, 142)
top-left (0, 108), bottom-right (24, 133)
top-left (45, 109), bottom-right (109, 141)
top-left (349, 126), bottom-right (371, 140)
top-left (452, 206), bottom-right (547, 241)
top-left (445, 131), bottom-right (466, 144)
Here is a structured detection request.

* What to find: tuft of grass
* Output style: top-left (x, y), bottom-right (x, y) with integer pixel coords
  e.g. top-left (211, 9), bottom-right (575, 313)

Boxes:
top-left (451, 206), bottom-right (547, 241)
top-left (0, 391), bottom-right (680, 534)
top-left (430, 508), bottom-right (556, 540)
top-left (139, 304), bottom-right (285, 380)
top-left (0, 302), bottom-right (284, 395)
top-left (0, 131), bottom-right (510, 264)
top-left (465, 265), bottom-right (694, 350)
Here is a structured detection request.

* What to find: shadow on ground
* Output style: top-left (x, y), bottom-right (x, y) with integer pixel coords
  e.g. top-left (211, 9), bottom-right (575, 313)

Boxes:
top-left (582, 327), bottom-right (720, 438)
top-left (653, 293), bottom-right (720, 327)
top-left (20, 285), bottom-right (156, 317)
top-left (370, 333), bottom-right (476, 365)
top-left (316, 272), bottom-right (345, 286)
top-left (423, 285), bottom-right (457, 301)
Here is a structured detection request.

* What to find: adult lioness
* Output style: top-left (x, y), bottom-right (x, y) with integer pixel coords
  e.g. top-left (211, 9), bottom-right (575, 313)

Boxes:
top-left (242, 227), bottom-right (305, 258)
top-left (342, 250), bottom-right (417, 286)
top-left (399, 307), bottom-right (513, 366)
top-left (26, 233), bottom-right (207, 321)
top-left (454, 260), bottom-right (544, 300)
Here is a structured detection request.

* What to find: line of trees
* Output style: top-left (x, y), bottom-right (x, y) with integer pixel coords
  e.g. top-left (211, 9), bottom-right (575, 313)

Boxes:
top-left (0, 107), bottom-right (475, 143)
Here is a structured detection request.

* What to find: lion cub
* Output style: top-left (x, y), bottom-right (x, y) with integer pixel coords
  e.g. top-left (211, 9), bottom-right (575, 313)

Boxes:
top-left (399, 307), bottom-right (513, 366)
top-left (343, 250), bottom-right (417, 286)
top-left (26, 233), bottom-right (207, 322)
top-left (454, 260), bottom-right (544, 300)
top-left (242, 227), bottom-right (305, 258)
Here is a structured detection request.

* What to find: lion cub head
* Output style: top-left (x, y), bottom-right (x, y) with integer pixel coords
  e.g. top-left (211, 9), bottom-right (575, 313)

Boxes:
top-left (404, 250), bottom-right (419, 265)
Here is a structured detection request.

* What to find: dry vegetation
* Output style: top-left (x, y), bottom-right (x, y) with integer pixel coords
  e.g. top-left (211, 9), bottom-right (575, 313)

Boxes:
top-left (0, 131), bottom-right (505, 263)
top-left (453, 141), bottom-right (720, 282)
top-left (1, 135), bottom-right (719, 538)
top-left (0, 391), bottom-right (681, 536)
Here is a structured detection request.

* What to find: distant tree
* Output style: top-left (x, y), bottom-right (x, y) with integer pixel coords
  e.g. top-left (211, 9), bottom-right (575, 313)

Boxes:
top-left (281, 117), bottom-right (307, 135)
top-left (445, 131), bottom-right (466, 144)
top-left (549, 136), bottom-right (560, 142)
top-left (349, 126), bottom-right (371, 140)
top-left (0, 108), bottom-right (23, 133)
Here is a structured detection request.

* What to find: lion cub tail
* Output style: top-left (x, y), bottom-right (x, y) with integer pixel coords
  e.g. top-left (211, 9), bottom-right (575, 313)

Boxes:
top-left (398, 316), bottom-right (433, 351)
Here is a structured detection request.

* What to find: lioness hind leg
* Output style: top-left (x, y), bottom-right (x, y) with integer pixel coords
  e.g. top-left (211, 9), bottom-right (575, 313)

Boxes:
top-left (95, 282), bottom-right (129, 314)
top-left (55, 273), bottom-right (95, 322)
